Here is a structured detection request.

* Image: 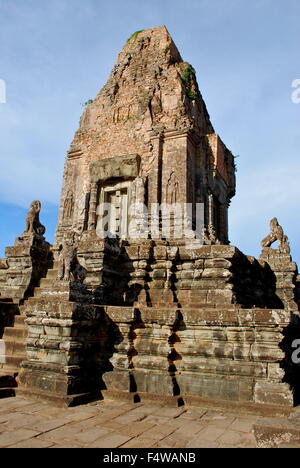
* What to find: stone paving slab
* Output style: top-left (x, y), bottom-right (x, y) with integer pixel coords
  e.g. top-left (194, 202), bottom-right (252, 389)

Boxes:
top-left (0, 396), bottom-right (262, 448)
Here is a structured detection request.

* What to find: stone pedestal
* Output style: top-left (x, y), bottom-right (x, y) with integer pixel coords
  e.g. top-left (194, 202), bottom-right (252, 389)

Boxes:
top-left (77, 231), bottom-right (125, 304)
top-left (17, 272), bottom-right (107, 405)
top-left (0, 233), bottom-right (51, 305)
top-left (260, 247), bottom-right (298, 312)
top-left (101, 305), bottom-right (296, 408)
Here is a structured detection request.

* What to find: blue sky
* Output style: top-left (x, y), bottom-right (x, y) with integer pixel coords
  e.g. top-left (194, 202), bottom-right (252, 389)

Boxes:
top-left (0, 0), bottom-right (299, 264)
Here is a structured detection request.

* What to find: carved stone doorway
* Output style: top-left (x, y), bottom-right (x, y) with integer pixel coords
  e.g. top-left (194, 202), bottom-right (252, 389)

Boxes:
top-left (97, 181), bottom-right (130, 239)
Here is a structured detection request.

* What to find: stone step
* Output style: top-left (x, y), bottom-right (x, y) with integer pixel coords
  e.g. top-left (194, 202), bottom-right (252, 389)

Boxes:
top-left (13, 315), bottom-right (26, 327)
top-left (253, 417), bottom-right (300, 448)
top-left (3, 327), bottom-right (27, 339)
top-left (1, 288), bottom-right (23, 300)
top-left (1, 340), bottom-right (26, 355)
top-left (35, 282), bottom-right (70, 292)
top-left (24, 297), bottom-right (71, 309)
top-left (145, 302), bottom-right (215, 309)
top-left (46, 269), bottom-right (59, 280)
top-left (278, 440), bottom-right (300, 448)
top-left (1, 336), bottom-right (25, 346)
top-left (179, 302), bottom-right (219, 308)
top-left (33, 286), bottom-right (70, 299)
top-left (134, 302), bottom-right (181, 309)
top-left (0, 355), bottom-right (25, 368)
top-left (0, 365), bottom-right (20, 375)
top-left (39, 277), bottom-right (56, 287)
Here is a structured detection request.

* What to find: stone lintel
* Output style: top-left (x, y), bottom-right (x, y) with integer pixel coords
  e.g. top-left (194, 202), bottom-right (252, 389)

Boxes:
top-left (89, 153), bottom-right (141, 183)
top-left (77, 231), bottom-right (121, 255)
top-left (104, 305), bottom-right (136, 323)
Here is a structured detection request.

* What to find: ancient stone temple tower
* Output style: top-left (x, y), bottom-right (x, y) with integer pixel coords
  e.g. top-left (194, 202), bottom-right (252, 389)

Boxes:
top-left (56, 26), bottom-right (235, 247)
top-left (1, 27), bottom-right (300, 410)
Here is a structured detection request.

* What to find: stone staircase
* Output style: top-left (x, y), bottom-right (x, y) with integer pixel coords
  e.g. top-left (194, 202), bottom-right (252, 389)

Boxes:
top-left (24, 259), bottom-right (93, 304)
top-left (17, 259), bottom-right (104, 405)
top-left (0, 314), bottom-right (27, 397)
top-left (0, 261), bottom-right (62, 399)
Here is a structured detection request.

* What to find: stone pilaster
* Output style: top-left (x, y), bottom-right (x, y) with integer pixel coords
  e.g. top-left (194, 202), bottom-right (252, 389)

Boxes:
top-left (123, 240), bottom-right (153, 306)
top-left (87, 182), bottom-right (98, 230)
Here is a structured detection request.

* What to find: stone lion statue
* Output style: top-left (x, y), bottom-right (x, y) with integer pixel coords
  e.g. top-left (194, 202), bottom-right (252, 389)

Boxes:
top-left (25, 200), bottom-right (46, 235)
top-left (58, 232), bottom-right (86, 282)
top-left (261, 217), bottom-right (290, 253)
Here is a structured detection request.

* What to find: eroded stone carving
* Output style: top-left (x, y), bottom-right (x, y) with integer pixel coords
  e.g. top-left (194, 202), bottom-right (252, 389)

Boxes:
top-left (89, 154), bottom-right (141, 183)
top-left (63, 190), bottom-right (74, 220)
top-left (132, 176), bottom-right (146, 205)
top-left (24, 201), bottom-right (45, 236)
top-left (0, 259), bottom-right (8, 270)
top-left (76, 192), bottom-right (90, 232)
top-left (166, 171), bottom-right (180, 204)
top-left (58, 232), bottom-right (86, 282)
top-left (261, 218), bottom-right (290, 253)
top-left (203, 224), bottom-right (221, 245)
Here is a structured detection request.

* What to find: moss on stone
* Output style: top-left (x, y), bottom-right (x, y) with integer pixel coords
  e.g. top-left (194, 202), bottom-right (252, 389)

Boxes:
top-left (181, 66), bottom-right (198, 100)
top-left (181, 65), bottom-right (196, 86)
top-left (127, 30), bottom-right (144, 42)
top-left (82, 99), bottom-right (93, 107)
